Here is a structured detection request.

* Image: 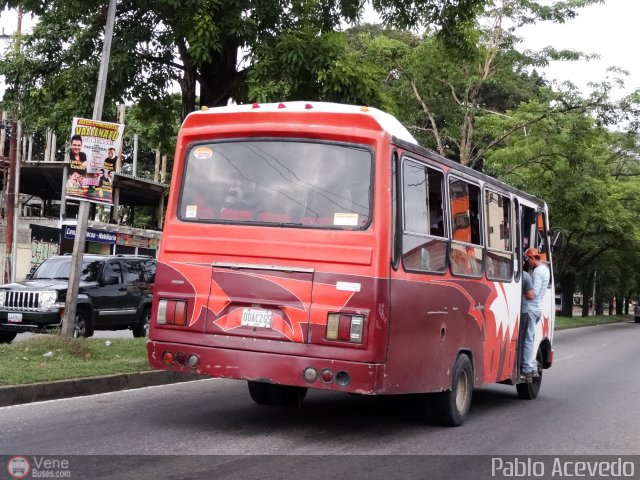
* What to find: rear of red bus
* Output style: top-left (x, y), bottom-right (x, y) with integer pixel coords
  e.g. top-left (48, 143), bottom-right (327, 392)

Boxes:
top-left (147, 103), bottom-right (406, 395)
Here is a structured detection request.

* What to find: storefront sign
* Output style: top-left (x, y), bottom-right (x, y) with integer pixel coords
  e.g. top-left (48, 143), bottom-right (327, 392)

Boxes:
top-left (116, 233), bottom-right (159, 249)
top-left (64, 226), bottom-right (117, 244)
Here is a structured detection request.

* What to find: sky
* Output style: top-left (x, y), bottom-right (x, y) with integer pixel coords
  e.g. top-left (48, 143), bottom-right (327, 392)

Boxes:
top-left (517, 0), bottom-right (639, 99)
top-left (0, 0), bottom-right (637, 100)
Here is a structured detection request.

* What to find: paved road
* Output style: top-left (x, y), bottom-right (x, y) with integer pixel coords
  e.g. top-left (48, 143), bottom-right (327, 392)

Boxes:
top-left (2, 322), bottom-right (639, 478)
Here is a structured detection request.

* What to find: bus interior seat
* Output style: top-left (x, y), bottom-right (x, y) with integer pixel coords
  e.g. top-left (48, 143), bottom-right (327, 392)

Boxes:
top-left (256, 212), bottom-right (292, 223)
top-left (300, 216), bottom-right (334, 226)
top-left (219, 209), bottom-right (255, 220)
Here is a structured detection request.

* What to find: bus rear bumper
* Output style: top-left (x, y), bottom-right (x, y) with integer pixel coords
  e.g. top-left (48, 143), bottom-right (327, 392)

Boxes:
top-left (147, 340), bottom-right (386, 394)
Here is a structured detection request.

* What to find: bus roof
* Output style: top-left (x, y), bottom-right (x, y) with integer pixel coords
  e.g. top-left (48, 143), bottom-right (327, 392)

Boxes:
top-left (185, 101), bottom-right (418, 144)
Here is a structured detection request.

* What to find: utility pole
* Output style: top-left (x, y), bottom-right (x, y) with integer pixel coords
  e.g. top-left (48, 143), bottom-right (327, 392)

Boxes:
top-left (4, 7), bottom-right (22, 283)
top-left (62, 0), bottom-right (118, 337)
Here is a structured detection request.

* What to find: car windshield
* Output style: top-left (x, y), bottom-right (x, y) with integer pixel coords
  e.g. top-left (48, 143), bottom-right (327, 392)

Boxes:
top-left (178, 140), bottom-right (373, 228)
top-left (31, 257), bottom-right (102, 282)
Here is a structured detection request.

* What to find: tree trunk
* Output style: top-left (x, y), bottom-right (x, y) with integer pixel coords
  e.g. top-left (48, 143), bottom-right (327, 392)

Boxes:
top-left (581, 295), bottom-right (590, 317)
top-left (198, 42), bottom-right (243, 108)
top-left (624, 292), bottom-right (631, 315)
top-left (558, 273), bottom-right (576, 317)
top-left (608, 299), bottom-right (614, 316)
top-left (180, 66), bottom-right (197, 120)
top-left (595, 297), bottom-right (604, 316)
top-left (615, 293), bottom-right (623, 315)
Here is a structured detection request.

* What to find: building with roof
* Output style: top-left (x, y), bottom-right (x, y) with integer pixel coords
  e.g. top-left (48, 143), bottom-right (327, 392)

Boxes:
top-left (0, 151), bottom-right (166, 281)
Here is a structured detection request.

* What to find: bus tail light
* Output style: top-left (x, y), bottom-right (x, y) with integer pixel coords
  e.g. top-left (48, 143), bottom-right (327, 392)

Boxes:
top-left (162, 351), bottom-right (174, 366)
top-left (157, 299), bottom-right (187, 326)
top-left (326, 313), bottom-right (364, 343)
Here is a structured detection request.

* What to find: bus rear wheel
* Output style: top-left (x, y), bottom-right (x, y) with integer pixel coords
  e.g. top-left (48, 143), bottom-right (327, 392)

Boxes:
top-left (517, 350), bottom-right (543, 400)
top-left (433, 354), bottom-right (473, 427)
top-left (247, 381), bottom-right (307, 407)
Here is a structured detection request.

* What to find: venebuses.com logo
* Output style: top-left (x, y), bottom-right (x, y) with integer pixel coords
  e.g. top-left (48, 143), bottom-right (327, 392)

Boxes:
top-left (6, 456), bottom-right (71, 479)
top-left (7, 457), bottom-right (30, 479)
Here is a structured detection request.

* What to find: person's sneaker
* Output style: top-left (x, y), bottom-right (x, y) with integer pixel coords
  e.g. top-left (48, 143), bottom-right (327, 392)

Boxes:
top-left (532, 370), bottom-right (540, 378)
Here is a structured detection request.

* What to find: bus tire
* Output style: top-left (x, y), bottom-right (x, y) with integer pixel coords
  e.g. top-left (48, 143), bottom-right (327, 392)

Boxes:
top-left (433, 354), bottom-right (473, 427)
top-left (517, 350), bottom-right (543, 400)
top-left (248, 381), bottom-right (275, 405)
top-left (269, 384), bottom-right (307, 407)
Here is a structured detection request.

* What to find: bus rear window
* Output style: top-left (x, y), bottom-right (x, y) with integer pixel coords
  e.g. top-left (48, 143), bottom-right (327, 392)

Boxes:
top-left (178, 140), bottom-right (372, 228)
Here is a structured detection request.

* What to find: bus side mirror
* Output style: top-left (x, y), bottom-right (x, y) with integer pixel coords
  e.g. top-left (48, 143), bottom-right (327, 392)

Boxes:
top-left (549, 227), bottom-right (566, 251)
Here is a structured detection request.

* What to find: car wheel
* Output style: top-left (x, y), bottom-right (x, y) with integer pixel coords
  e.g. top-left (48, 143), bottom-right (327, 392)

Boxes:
top-left (517, 350), bottom-right (543, 400)
top-left (72, 309), bottom-right (92, 338)
top-left (133, 307), bottom-right (151, 338)
top-left (432, 354), bottom-right (473, 426)
top-left (0, 331), bottom-right (17, 344)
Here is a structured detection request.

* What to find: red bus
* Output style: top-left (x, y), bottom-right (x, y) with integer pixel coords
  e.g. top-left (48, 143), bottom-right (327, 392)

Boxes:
top-left (147, 102), bottom-right (555, 426)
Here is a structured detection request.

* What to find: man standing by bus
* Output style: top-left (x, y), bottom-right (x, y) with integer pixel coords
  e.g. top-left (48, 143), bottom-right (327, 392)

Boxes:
top-left (521, 247), bottom-right (550, 382)
top-left (520, 269), bottom-right (535, 379)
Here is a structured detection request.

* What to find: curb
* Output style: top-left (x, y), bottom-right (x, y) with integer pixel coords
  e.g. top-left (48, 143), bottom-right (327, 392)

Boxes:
top-left (0, 370), bottom-right (206, 407)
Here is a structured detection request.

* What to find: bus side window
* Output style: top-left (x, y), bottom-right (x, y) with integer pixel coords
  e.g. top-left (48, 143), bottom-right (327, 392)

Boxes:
top-left (449, 177), bottom-right (482, 277)
top-left (484, 190), bottom-right (513, 282)
top-left (401, 159), bottom-right (447, 273)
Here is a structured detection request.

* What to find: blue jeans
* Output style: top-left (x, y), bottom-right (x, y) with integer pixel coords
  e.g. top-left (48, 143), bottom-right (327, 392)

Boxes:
top-left (521, 310), bottom-right (540, 374)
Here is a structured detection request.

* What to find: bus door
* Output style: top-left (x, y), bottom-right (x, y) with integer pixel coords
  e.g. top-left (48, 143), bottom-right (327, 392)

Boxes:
top-left (205, 262), bottom-right (314, 344)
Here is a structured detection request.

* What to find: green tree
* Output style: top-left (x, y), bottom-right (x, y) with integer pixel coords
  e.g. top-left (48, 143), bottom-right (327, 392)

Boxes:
top-left (0, 0), bottom-right (490, 123)
top-left (341, 0), bottom-right (602, 165)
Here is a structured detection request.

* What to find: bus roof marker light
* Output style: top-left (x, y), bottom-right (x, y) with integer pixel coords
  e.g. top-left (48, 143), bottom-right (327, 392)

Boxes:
top-left (200, 106), bottom-right (209, 111)
top-left (278, 103), bottom-right (286, 109)
top-left (252, 103), bottom-right (260, 109)
top-left (305, 103), bottom-right (313, 110)
top-left (361, 106), bottom-right (369, 112)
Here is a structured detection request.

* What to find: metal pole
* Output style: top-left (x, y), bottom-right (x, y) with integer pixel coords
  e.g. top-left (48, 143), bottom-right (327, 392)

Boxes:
top-left (4, 7), bottom-right (22, 284)
top-left (62, 0), bottom-right (118, 338)
top-left (10, 135), bottom-right (20, 282)
top-left (132, 133), bottom-right (138, 177)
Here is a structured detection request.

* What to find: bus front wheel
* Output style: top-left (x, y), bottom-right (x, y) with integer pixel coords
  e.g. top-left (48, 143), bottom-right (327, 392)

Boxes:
top-left (433, 354), bottom-right (473, 427)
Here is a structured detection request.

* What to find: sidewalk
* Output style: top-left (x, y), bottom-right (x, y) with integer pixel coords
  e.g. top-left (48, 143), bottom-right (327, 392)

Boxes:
top-left (0, 370), bottom-right (205, 407)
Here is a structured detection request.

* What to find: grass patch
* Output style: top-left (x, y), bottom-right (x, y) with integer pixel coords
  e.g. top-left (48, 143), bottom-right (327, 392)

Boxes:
top-left (0, 336), bottom-right (151, 386)
top-left (555, 314), bottom-right (630, 330)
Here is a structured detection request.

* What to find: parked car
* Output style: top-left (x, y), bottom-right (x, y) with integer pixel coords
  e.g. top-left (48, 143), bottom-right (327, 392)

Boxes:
top-left (0, 254), bottom-right (155, 343)
top-left (634, 304), bottom-right (640, 323)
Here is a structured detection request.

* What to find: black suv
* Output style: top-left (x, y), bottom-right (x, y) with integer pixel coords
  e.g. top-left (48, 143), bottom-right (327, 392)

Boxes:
top-left (0, 254), bottom-right (155, 343)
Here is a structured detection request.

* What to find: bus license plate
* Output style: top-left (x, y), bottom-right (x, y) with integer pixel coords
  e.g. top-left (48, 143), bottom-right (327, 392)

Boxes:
top-left (241, 308), bottom-right (273, 328)
top-left (7, 313), bottom-right (22, 323)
